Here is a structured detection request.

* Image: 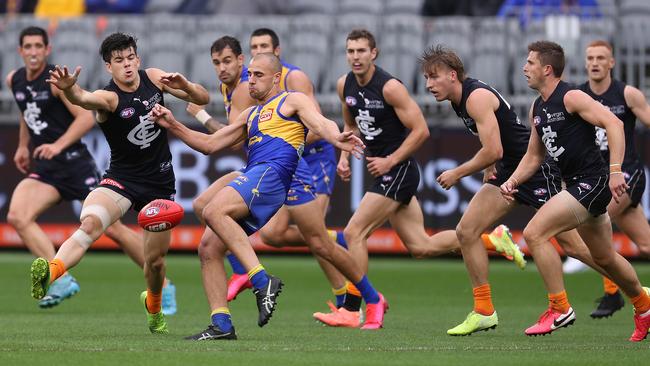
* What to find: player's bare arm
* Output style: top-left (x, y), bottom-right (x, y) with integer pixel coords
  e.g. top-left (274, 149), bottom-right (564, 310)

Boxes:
top-left (186, 102), bottom-right (228, 134)
top-left (565, 89), bottom-right (628, 201)
top-left (152, 104), bottom-right (248, 155)
top-left (33, 87), bottom-right (94, 160)
top-left (438, 89), bottom-right (502, 189)
top-left (370, 79), bottom-right (429, 177)
top-left (336, 74), bottom-right (359, 181)
top-left (147, 68), bottom-right (209, 105)
top-left (284, 92), bottom-right (365, 158)
top-left (46, 65), bottom-right (117, 113)
top-left (6, 70), bottom-right (30, 173)
top-left (624, 85), bottom-right (650, 126)
top-left (501, 104), bottom-right (550, 201)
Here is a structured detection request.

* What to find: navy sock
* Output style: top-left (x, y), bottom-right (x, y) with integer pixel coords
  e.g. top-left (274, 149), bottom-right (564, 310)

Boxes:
top-left (249, 267), bottom-right (270, 290)
top-left (211, 311), bottom-right (233, 332)
top-left (355, 276), bottom-right (380, 304)
top-left (227, 253), bottom-right (247, 275)
top-left (336, 231), bottom-right (348, 249)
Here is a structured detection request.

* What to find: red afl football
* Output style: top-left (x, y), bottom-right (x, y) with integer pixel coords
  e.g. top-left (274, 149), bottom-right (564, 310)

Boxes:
top-left (138, 199), bottom-right (184, 232)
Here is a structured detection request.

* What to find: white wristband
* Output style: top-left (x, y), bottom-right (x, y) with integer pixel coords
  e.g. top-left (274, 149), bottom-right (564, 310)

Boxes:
top-left (195, 110), bottom-right (212, 126)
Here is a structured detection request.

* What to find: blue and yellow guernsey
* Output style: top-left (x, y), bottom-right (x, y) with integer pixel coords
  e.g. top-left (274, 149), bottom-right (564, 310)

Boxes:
top-left (279, 61), bottom-right (299, 91)
top-left (220, 66), bottom-right (249, 119)
top-left (246, 90), bottom-right (306, 189)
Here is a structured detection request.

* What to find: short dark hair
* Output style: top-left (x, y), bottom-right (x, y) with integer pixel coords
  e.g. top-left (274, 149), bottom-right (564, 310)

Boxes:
top-left (251, 28), bottom-right (279, 49)
top-left (19, 26), bottom-right (48, 46)
top-left (211, 36), bottom-right (242, 56)
top-left (346, 29), bottom-right (377, 50)
top-left (100, 32), bottom-right (138, 63)
top-left (528, 41), bottom-right (565, 77)
top-left (418, 45), bottom-right (466, 81)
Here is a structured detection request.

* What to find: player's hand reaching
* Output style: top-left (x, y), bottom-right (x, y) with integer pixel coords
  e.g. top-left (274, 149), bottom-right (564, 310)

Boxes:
top-left (335, 131), bottom-right (365, 159)
top-left (499, 178), bottom-right (519, 203)
top-left (33, 143), bottom-right (62, 160)
top-left (437, 169), bottom-right (461, 189)
top-left (186, 102), bottom-right (205, 117)
top-left (367, 155), bottom-right (394, 177)
top-left (150, 104), bottom-right (178, 129)
top-left (337, 157), bottom-right (351, 182)
top-left (160, 72), bottom-right (189, 90)
top-left (46, 65), bottom-right (81, 90)
top-left (13, 146), bottom-right (30, 174)
top-left (609, 172), bottom-right (629, 204)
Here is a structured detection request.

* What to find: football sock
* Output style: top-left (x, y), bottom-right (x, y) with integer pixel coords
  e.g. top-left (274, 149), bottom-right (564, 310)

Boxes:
top-left (481, 234), bottom-right (497, 252)
top-left (630, 289), bottom-right (650, 314)
top-left (548, 290), bottom-right (571, 314)
top-left (354, 275), bottom-right (380, 304)
top-left (336, 231), bottom-right (348, 249)
top-left (227, 253), bottom-right (247, 275)
top-left (342, 282), bottom-right (362, 312)
top-left (248, 264), bottom-right (269, 290)
top-left (49, 258), bottom-right (66, 283)
top-left (473, 284), bottom-right (495, 316)
top-left (211, 307), bottom-right (233, 332)
top-left (145, 289), bottom-right (162, 314)
top-left (332, 284), bottom-right (347, 308)
top-left (603, 276), bottom-right (619, 295)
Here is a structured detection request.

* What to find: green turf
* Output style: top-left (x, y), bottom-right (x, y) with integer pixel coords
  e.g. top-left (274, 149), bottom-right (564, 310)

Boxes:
top-left (0, 253), bottom-right (648, 365)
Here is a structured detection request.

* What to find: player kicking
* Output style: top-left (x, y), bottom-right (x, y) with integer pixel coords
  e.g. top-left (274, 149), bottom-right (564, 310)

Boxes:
top-left (8, 26), bottom-right (176, 313)
top-left (578, 40), bottom-right (650, 318)
top-left (29, 32), bottom-right (209, 333)
top-left (152, 53), bottom-right (383, 340)
top-left (502, 40), bottom-right (650, 341)
top-left (421, 45), bottom-right (618, 336)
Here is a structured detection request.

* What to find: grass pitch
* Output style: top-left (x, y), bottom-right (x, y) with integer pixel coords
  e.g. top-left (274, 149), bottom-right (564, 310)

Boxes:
top-left (0, 252), bottom-right (648, 365)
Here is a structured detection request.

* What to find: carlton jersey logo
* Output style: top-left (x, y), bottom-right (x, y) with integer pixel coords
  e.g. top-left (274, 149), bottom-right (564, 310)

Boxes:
top-left (24, 102), bottom-right (48, 135)
top-left (127, 114), bottom-right (161, 149)
top-left (259, 108), bottom-right (273, 123)
top-left (120, 107), bottom-right (135, 118)
top-left (345, 96), bottom-right (357, 106)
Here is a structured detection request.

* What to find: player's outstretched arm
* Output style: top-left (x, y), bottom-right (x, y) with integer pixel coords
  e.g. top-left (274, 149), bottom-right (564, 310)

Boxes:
top-left (287, 92), bottom-right (364, 159)
top-left (186, 102), bottom-right (228, 134)
top-left (46, 65), bottom-right (114, 112)
top-left (625, 85), bottom-right (650, 127)
top-left (151, 104), bottom-right (247, 155)
top-left (149, 69), bottom-right (209, 105)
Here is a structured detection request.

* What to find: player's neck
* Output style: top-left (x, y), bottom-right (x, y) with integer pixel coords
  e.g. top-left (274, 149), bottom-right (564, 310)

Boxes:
top-left (539, 78), bottom-right (561, 101)
top-left (257, 86), bottom-right (281, 105)
top-left (449, 83), bottom-right (463, 105)
top-left (25, 63), bottom-right (47, 82)
top-left (113, 74), bottom-right (141, 93)
top-left (354, 64), bottom-right (376, 87)
top-left (588, 76), bottom-right (612, 96)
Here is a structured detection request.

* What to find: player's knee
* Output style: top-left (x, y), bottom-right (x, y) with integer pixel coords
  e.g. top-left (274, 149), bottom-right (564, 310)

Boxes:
top-left (198, 235), bottom-right (225, 261)
top-left (192, 196), bottom-right (207, 221)
top-left (522, 226), bottom-right (544, 248)
top-left (146, 254), bottom-right (166, 273)
top-left (6, 209), bottom-right (30, 230)
top-left (455, 222), bottom-right (478, 245)
top-left (306, 235), bottom-right (333, 260)
top-left (202, 203), bottom-right (225, 227)
top-left (343, 225), bottom-right (360, 247)
top-left (79, 215), bottom-right (104, 239)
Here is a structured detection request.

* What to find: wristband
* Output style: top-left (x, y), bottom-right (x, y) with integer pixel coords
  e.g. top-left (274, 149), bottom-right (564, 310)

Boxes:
top-left (195, 110), bottom-right (212, 126)
top-left (609, 171), bottom-right (623, 175)
top-left (510, 177), bottom-right (519, 187)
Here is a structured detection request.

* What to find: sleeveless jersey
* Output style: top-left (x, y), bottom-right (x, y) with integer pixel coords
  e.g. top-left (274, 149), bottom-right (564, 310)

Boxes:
top-left (11, 65), bottom-right (88, 161)
top-left (579, 79), bottom-right (639, 166)
top-left (100, 70), bottom-right (174, 186)
top-left (246, 91), bottom-right (306, 188)
top-left (280, 60), bottom-right (300, 91)
top-left (451, 78), bottom-right (529, 169)
top-left (343, 66), bottom-right (407, 157)
top-left (220, 66), bottom-right (249, 120)
top-left (532, 81), bottom-right (605, 179)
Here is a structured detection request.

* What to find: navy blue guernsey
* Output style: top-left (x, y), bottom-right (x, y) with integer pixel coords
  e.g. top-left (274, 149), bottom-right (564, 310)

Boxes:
top-left (579, 79), bottom-right (639, 166)
top-left (11, 65), bottom-right (88, 161)
top-left (451, 78), bottom-right (529, 169)
top-left (100, 70), bottom-right (174, 186)
top-left (532, 81), bottom-right (606, 179)
top-left (343, 66), bottom-right (407, 157)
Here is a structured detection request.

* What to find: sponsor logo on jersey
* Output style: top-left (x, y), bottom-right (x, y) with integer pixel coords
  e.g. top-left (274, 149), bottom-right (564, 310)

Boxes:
top-left (533, 188), bottom-right (548, 196)
top-left (345, 96), bottom-right (357, 106)
top-left (100, 178), bottom-right (125, 190)
top-left (120, 107), bottom-right (135, 118)
top-left (259, 108), bottom-right (273, 123)
top-left (160, 160), bottom-right (172, 172)
top-left (382, 175), bottom-right (393, 182)
top-left (15, 92), bottom-right (25, 101)
top-left (533, 116), bottom-right (541, 126)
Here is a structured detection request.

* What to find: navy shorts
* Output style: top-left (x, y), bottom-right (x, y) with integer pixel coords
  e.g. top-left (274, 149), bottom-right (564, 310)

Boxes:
top-left (303, 142), bottom-right (337, 196)
top-left (98, 175), bottom-right (176, 212)
top-left (228, 163), bottom-right (288, 235)
top-left (285, 159), bottom-right (317, 206)
top-left (622, 160), bottom-right (646, 208)
top-left (28, 150), bottom-right (101, 202)
top-left (565, 173), bottom-right (611, 217)
top-left (368, 158), bottom-right (420, 205)
top-left (488, 160), bottom-right (562, 209)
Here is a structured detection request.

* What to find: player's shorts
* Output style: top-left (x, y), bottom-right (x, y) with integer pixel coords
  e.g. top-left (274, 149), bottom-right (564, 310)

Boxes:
top-left (228, 163), bottom-right (288, 235)
top-left (303, 142), bottom-right (337, 195)
top-left (622, 160), bottom-right (646, 208)
top-left (285, 159), bottom-right (317, 206)
top-left (488, 160), bottom-right (562, 209)
top-left (368, 157), bottom-right (420, 205)
top-left (98, 174), bottom-right (176, 212)
top-left (28, 149), bottom-right (101, 202)
top-left (564, 173), bottom-right (611, 217)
